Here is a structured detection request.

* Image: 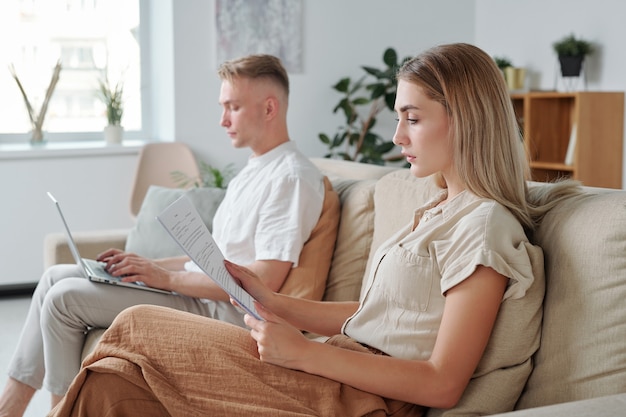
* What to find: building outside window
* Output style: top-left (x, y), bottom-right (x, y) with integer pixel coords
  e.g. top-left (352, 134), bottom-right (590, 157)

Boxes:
top-left (0, 0), bottom-right (142, 142)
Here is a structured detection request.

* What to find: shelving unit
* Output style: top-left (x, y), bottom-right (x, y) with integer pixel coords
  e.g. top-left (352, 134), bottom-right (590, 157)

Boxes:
top-left (510, 91), bottom-right (624, 189)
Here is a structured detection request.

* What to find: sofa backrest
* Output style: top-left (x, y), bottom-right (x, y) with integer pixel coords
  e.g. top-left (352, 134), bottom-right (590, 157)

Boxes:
top-left (315, 158), bottom-right (626, 413)
top-left (515, 188), bottom-right (626, 410)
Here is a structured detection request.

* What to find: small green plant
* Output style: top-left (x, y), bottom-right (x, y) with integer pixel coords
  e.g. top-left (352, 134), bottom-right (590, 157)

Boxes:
top-left (97, 76), bottom-right (124, 126)
top-left (552, 33), bottom-right (594, 57)
top-left (171, 161), bottom-right (235, 189)
top-left (493, 56), bottom-right (513, 71)
top-left (319, 47), bottom-right (412, 165)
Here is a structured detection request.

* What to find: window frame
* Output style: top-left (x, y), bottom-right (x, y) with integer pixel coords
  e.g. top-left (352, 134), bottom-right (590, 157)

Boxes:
top-left (0, 0), bottom-right (151, 145)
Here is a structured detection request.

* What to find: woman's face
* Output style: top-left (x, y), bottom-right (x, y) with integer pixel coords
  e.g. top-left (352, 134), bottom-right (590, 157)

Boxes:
top-left (393, 80), bottom-right (453, 179)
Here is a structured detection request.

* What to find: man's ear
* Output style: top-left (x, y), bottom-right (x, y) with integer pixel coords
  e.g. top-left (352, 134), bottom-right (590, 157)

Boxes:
top-left (264, 96), bottom-right (279, 119)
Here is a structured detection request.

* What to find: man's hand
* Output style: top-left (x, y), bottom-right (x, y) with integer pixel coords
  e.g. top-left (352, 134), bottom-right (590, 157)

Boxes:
top-left (97, 248), bottom-right (173, 291)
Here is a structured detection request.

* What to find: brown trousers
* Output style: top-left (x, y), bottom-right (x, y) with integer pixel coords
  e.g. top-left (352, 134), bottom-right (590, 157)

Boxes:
top-left (48, 305), bottom-right (425, 417)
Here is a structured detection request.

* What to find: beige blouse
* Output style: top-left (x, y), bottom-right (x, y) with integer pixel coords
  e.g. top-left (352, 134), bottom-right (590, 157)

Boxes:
top-left (342, 190), bottom-right (542, 360)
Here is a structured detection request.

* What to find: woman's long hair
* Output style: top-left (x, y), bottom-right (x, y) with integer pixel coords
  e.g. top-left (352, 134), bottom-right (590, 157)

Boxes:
top-left (398, 43), bottom-right (580, 232)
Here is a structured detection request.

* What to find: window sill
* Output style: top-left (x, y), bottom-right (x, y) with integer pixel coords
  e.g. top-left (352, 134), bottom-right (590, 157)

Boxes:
top-left (0, 139), bottom-right (147, 161)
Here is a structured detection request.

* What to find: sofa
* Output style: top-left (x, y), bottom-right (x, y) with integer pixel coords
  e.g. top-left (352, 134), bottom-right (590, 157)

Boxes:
top-left (44, 157), bottom-right (626, 416)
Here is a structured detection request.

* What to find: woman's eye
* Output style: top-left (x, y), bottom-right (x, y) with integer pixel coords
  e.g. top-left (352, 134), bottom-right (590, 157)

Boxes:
top-left (395, 116), bottom-right (418, 125)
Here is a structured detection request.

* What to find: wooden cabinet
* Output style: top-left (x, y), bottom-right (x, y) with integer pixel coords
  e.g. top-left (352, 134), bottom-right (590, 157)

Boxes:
top-left (511, 91), bottom-right (624, 188)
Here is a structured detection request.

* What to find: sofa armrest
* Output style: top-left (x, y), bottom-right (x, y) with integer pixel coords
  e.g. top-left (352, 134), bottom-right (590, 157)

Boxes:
top-left (43, 228), bottom-right (130, 269)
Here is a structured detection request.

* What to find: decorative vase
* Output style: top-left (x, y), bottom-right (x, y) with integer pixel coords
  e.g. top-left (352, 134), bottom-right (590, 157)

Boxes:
top-left (504, 67), bottom-right (526, 91)
top-left (30, 128), bottom-right (45, 145)
top-left (104, 124), bottom-right (124, 145)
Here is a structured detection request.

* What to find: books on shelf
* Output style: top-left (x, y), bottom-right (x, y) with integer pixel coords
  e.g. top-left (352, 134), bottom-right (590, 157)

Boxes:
top-left (564, 123), bottom-right (577, 166)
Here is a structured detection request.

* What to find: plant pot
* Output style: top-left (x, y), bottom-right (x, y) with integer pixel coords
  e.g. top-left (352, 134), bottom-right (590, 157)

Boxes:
top-left (504, 67), bottom-right (526, 91)
top-left (558, 55), bottom-right (584, 77)
top-left (104, 124), bottom-right (124, 144)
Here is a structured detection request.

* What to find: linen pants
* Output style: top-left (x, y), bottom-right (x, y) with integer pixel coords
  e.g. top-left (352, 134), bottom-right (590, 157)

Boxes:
top-left (49, 305), bottom-right (425, 417)
top-left (7, 264), bottom-right (245, 396)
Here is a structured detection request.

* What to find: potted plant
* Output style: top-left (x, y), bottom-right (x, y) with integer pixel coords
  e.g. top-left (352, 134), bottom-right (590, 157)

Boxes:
top-left (97, 76), bottom-right (124, 144)
top-left (494, 56), bottom-right (513, 72)
top-left (318, 47), bottom-right (411, 165)
top-left (552, 33), bottom-right (594, 77)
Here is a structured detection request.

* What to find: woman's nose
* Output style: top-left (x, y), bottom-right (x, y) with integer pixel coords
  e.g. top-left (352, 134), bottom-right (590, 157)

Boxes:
top-left (392, 124), bottom-right (406, 146)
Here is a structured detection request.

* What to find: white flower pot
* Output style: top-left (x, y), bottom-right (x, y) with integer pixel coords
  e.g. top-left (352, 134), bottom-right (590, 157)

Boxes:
top-left (104, 125), bottom-right (124, 144)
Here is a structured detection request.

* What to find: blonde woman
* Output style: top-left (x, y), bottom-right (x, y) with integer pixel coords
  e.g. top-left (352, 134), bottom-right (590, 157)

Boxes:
top-left (49, 43), bottom-right (580, 417)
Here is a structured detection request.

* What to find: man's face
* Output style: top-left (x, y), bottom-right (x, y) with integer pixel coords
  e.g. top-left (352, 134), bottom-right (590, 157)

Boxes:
top-left (218, 77), bottom-right (267, 150)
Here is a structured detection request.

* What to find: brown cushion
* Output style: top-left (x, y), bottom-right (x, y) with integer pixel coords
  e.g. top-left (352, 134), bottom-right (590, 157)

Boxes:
top-left (278, 177), bottom-right (340, 301)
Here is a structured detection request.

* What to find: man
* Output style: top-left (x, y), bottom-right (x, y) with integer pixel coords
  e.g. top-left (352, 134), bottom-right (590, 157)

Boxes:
top-left (0, 54), bottom-right (331, 416)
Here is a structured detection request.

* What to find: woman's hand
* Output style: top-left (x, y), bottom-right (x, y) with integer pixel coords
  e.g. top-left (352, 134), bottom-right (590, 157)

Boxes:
top-left (245, 302), bottom-right (313, 371)
top-left (224, 260), bottom-right (277, 307)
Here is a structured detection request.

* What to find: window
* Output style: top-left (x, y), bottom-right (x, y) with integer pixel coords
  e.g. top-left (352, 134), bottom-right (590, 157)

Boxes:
top-left (0, 0), bottom-right (142, 142)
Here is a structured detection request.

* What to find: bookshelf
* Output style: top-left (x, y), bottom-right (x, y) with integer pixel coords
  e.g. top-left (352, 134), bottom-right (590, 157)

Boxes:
top-left (511, 91), bottom-right (624, 189)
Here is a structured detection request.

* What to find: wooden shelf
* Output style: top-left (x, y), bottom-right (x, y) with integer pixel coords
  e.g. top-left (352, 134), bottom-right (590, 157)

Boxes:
top-left (512, 91), bottom-right (624, 188)
top-left (530, 161), bottom-right (574, 172)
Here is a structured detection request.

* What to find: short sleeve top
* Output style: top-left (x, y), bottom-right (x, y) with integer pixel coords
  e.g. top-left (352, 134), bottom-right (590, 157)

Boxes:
top-left (341, 189), bottom-right (542, 360)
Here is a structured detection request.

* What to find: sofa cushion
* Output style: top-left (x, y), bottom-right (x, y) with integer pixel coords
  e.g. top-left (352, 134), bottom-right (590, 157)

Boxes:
top-left (322, 178), bottom-right (378, 302)
top-left (364, 169), bottom-right (441, 294)
top-left (516, 190), bottom-right (626, 409)
top-left (125, 186), bottom-right (225, 259)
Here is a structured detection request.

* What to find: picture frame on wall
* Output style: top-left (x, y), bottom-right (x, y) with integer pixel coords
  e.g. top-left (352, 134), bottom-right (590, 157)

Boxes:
top-left (215, 0), bottom-right (303, 73)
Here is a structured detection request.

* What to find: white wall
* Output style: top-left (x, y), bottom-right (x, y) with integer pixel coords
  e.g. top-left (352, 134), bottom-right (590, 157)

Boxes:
top-left (168, 0), bottom-right (476, 171)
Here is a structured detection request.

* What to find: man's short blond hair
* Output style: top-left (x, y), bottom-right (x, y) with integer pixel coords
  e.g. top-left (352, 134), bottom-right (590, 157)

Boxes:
top-left (218, 54), bottom-right (289, 96)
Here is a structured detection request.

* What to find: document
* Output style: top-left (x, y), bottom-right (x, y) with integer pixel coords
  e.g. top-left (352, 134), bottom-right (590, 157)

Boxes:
top-left (156, 195), bottom-right (262, 320)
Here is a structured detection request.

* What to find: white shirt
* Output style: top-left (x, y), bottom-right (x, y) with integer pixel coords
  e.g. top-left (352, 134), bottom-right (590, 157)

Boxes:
top-left (185, 141), bottom-right (324, 272)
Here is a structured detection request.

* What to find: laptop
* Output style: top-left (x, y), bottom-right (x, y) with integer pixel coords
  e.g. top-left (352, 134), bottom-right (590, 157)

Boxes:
top-left (47, 192), bottom-right (171, 294)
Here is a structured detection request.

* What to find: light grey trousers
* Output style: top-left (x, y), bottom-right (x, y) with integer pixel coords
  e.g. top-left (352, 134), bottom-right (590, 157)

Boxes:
top-left (7, 264), bottom-right (245, 396)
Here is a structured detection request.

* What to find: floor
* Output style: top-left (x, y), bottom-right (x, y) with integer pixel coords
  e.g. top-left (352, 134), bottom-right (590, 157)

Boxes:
top-left (0, 294), bottom-right (50, 417)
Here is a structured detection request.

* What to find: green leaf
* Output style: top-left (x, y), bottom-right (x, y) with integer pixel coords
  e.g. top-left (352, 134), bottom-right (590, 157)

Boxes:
top-left (352, 97), bottom-right (370, 106)
top-left (332, 132), bottom-right (347, 148)
top-left (385, 92), bottom-right (396, 111)
top-left (319, 133), bottom-right (330, 144)
top-left (363, 132), bottom-right (378, 147)
top-left (362, 66), bottom-right (384, 78)
top-left (383, 48), bottom-right (398, 67)
top-left (369, 83), bottom-right (386, 99)
top-left (377, 141), bottom-right (397, 153)
top-left (333, 78), bottom-right (351, 92)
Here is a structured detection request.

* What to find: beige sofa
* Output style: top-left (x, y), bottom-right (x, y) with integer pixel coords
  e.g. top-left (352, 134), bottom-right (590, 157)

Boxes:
top-left (44, 158), bottom-right (626, 416)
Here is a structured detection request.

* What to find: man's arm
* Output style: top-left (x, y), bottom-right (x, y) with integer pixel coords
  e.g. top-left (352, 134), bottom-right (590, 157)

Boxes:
top-left (165, 259), bottom-right (292, 300)
top-left (100, 248), bottom-right (292, 301)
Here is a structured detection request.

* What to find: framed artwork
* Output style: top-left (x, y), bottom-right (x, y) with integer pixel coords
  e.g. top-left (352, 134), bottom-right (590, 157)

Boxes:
top-left (215, 0), bottom-right (303, 73)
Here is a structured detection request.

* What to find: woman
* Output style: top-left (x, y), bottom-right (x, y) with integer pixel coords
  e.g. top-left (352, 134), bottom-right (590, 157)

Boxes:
top-left (49, 43), bottom-right (579, 417)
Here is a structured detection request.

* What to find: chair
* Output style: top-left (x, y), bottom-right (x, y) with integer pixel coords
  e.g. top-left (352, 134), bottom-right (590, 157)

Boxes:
top-left (129, 142), bottom-right (200, 218)
top-left (43, 142), bottom-right (201, 268)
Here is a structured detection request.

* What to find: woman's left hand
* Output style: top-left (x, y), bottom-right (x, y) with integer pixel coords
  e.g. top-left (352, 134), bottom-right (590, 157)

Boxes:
top-left (244, 302), bottom-right (312, 371)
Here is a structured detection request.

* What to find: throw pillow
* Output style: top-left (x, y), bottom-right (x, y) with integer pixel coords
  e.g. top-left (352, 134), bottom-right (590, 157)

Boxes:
top-left (125, 186), bottom-right (226, 259)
